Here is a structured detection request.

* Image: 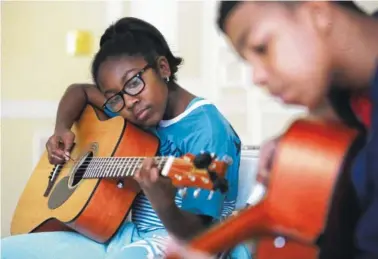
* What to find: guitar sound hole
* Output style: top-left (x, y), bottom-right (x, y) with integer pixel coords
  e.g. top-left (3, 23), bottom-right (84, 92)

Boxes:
top-left (69, 151), bottom-right (94, 188)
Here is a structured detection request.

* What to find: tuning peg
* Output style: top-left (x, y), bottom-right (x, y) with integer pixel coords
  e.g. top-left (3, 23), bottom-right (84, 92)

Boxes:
top-left (222, 155), bottom-right (233, 165)
top-left (208, 171), bottom-right (218, 182)
top-left (189, 175), bottom-right (196, 182)
top-left (174, 174), bottom-right (183, 181)
top-left (193, 152), bottom-right (213, 169)
top-left (213, 178), bottom-right (229, 194)
top-left (182, 156), bottom-right (191, 162)
top-left (201, 176), bottom-right (210, 184)
top-left (207, 191), bottom-right (214, 200)
top-left (193, 188), bottom-right (201, 198)
top-left (178, 188), bottom-right (187, 198)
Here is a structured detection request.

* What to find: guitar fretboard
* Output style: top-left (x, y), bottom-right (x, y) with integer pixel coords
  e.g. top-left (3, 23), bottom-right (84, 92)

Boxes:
top-left (81, 157), bottom-right (169, 179)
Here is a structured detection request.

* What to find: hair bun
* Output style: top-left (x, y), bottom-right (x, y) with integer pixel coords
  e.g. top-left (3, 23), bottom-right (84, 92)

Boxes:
top-left (99, 22), bottom-right (134, 47)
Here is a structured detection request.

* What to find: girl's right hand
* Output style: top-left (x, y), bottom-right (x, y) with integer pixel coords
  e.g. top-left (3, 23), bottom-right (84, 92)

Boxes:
top-left (45, 129), bottom-right (75, 164)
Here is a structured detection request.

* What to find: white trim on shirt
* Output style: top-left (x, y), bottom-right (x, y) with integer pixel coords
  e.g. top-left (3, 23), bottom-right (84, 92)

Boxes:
top-left (158, 99), bottom-right (213, 128)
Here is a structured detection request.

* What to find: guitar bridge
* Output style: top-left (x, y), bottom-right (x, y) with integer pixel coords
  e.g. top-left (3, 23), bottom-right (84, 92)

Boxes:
top-left (43, 164), bottom-right (63, 197)
top-left (43, 143), bottom-right (76, 197)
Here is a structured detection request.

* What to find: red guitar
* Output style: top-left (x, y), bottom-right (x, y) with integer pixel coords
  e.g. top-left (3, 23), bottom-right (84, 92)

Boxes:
top-left (166, 117), bottom-right (364, 259)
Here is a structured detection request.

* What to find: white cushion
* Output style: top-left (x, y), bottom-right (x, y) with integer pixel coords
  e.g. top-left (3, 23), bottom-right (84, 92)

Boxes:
top-left (235, 148), bottom-right (259, 210)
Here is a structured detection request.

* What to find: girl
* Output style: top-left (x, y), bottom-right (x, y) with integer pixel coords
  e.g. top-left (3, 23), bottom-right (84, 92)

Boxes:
top-left (2, 17), bottom-right (249, 259)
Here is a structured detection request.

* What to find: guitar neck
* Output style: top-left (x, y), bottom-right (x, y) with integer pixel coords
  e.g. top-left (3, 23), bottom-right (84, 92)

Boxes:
top-left (166, 203), bottom-right (266, 259)
top-left (82, 156), bottom-right (174, 179)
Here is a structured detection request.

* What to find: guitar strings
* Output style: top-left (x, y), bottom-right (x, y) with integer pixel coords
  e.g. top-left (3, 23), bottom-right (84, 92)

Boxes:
top-left (71, 157), bottom-right (170, 179)
top-left (63, 157), bottom-right (201, 178)
top-left (72, 163), bottom-right (168, 178)
top-left (71, 168), bottom-right (212, 189)
top-left (71, 164), bottom-right (203, 182)
top-left (53, 156), bottom-right (212, 180)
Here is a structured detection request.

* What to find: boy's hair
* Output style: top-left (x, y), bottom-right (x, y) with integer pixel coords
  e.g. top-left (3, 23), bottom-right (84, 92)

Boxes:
top-left (216, 1), bottom-right (368, 32)
top-left (91, 17), bottom-right (183, 86)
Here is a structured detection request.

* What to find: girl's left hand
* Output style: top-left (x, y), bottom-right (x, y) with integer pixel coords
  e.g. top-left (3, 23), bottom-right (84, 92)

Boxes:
top-left (134, 158), bottom-right (176, 211)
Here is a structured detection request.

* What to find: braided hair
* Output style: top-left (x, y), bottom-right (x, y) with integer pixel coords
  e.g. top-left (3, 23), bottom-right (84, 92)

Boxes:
top-left (91, 17), bottom-right (183, 86)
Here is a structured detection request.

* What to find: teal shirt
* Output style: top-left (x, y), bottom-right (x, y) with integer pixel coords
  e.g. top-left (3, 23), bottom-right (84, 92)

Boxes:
top-left (105, 97), bottom-right (241, 231)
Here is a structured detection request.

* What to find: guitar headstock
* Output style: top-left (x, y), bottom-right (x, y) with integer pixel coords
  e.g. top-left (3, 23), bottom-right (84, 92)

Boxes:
top-left (161, 152), bottom-right (232, 197)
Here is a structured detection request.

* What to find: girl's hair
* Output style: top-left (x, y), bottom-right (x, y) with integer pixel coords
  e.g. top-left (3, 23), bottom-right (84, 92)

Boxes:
top-left (91, 17), bottom-right (183, 86)
top-left (216, 1), bottom-right (368, 32)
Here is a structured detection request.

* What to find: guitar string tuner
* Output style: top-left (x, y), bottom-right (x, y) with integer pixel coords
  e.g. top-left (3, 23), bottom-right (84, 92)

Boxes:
top-left (193, 188), bottom-right (201, 198)
top-left (178, 188), bottom-right (187, 198)
top-left (207, 191), bottom-right (214, 200)
top-left (222, 155), bottom-right (233, 165)
top-left (213, 178), bottom-right (229, 194)
top-left (201, 176), bottom-right (209, 184)
top-left (193, 153), bottom-right (212, 169)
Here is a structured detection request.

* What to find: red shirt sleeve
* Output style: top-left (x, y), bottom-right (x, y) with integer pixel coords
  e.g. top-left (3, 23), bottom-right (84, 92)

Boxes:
top-left (350, 93), bottom-right (372, 128)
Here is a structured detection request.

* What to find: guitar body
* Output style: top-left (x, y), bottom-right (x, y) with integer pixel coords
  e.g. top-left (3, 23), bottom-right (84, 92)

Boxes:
top-left (166, 118), bottom-right (363, 259)
top-left (11, 106), bottom-right (159, 243)
top-left (262, 118), bottom-right (361, 242)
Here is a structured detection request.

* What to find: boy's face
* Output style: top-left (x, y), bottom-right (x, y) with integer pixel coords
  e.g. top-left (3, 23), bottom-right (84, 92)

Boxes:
top-left (224, 2), bottom-right (335, 109)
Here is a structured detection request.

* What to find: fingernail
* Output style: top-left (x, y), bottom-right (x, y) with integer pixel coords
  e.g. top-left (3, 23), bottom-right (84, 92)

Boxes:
top-left (65, 151), bottom-right (70, 156)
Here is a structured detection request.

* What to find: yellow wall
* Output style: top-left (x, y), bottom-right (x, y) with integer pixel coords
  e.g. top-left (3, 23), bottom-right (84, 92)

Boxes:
top-left (1, 1), bottom-right (128, 237)
top-left (2, 1), bottom-right (109, 100)
top-left (1, 0), bottom-right (377, 239)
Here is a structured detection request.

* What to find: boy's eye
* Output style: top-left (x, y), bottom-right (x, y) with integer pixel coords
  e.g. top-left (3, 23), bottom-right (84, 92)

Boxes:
top-left (253, 44), bottom-right (267, 54)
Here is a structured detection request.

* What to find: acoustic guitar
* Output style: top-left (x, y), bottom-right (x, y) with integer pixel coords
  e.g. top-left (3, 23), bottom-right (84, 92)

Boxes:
top-left (166, 118), bottom-right (365, 259)
top-left (10, 105), bottom-right (230, 243)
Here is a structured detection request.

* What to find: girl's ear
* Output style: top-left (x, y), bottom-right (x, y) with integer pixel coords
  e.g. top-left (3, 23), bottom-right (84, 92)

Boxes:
top-left (155, 56), bottom-right (171, 80)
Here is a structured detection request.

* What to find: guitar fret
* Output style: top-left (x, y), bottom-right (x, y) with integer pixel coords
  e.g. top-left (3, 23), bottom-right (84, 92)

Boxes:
top-left (82, 156), bottom-right (171, 179)
top-left (102, 157), bottom-right (111, 178)
top-left (131, 157), bottom-right (143, 176)
top-left (119, 158), bottom-right (127, 177)
top-left (125, 157), bottom-right (134, 176)
top-left (93, 158), bottom-right (101, 178)
top-left (93, 158), bottom-right (102, 178)
top-left (109, 157), bottom-right (117, 177)
top-left (115, 158), bottom-right (122, 177)
top-left (85, 159), bottom-right (94, 178)
top-left (117, 158), bottom-right (125, 177)
top-left (86, 158), bottom-right (94, 178)
top-left (125, 158), bottom-right (133, 177)
top-left (92, 160), bottom-right (98, 177)
top-left (116, 158), bottom-right (124, 177)
top-left (84, 159), bottom-right (96, 179)
top-left (109, 158), bottom-right (116, 177)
